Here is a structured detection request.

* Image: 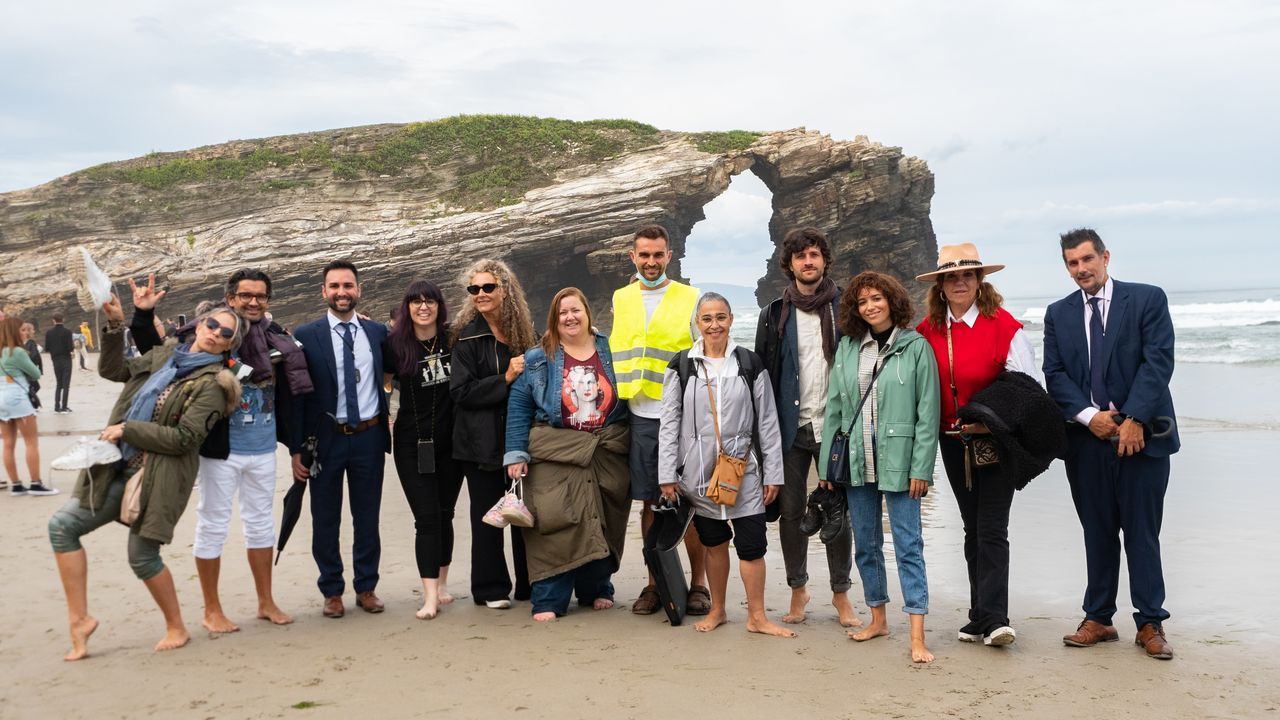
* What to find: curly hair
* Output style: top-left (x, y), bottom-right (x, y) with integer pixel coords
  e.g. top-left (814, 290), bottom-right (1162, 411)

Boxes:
top-left (778, 227), bottom-right (832, 282)
top-left (451, 258), bottom-right (538, 354)
top-left (923, 270), bottom-right (1005, 330)
top-left (837, 271), bottom-right (914, 337)
top-left (541, 287), bottom-right (594, 356)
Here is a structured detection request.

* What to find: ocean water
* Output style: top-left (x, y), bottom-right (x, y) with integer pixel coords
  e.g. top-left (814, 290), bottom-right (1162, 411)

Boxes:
top-left (728, 287), bottom-right (1280, 366)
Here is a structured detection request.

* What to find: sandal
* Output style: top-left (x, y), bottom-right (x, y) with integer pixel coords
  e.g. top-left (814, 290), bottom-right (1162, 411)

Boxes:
top-left (686, 585), bottom-right (712, 616)
top-left (631, 585), bottom-right (661, 615)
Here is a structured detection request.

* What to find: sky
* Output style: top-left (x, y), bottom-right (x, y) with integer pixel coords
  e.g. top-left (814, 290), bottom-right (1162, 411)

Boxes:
top-left (3, 0), bottom-right (1278, 298)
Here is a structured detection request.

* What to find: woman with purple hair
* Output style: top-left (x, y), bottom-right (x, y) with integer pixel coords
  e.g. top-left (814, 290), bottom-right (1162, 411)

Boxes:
top-left (382, 279), bottom-right (464, 619)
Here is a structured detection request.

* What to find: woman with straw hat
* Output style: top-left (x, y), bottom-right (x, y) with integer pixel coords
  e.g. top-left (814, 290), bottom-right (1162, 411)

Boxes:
top-left (914, 243), bottom-right (1039, 648)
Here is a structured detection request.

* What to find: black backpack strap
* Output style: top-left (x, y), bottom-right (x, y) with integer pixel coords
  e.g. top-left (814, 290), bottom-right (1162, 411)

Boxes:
top-left (733, 347), bottom-right (765, 468)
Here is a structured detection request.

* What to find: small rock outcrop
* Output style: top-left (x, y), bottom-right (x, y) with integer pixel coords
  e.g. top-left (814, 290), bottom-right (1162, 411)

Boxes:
top-left (0, 116), bottom-right (935, 330)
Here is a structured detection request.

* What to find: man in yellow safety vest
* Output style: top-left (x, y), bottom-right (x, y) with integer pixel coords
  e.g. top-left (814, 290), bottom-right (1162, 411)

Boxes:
top-left (609, 224), bottom-right (711, 616)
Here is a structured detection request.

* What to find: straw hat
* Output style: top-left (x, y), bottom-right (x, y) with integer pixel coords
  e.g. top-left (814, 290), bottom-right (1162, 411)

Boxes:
top-left (915, 243), bottom-right (1005, 282)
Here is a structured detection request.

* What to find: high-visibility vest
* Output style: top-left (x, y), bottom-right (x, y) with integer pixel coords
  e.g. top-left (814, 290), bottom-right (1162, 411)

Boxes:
top-left (610, 281), bottom-right (699, 401)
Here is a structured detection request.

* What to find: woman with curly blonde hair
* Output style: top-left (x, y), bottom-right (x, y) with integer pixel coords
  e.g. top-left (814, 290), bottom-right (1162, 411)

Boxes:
top-left (449, 258), bottom-right (537, 608)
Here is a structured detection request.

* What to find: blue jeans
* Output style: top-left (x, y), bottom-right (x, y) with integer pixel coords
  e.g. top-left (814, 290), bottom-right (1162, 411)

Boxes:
top-left (846, 484), bottom-right (928, 615)
top-left (529, 557), bottom-right (614, 616)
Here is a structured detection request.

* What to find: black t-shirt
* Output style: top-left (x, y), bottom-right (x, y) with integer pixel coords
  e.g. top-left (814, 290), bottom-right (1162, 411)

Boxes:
top-left (384, 339), bottom-right (454, 445)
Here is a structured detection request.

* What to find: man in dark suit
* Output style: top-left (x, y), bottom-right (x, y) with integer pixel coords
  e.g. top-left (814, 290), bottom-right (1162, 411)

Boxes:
top-left (1042, 228), bottom-right (1178, 660)
top-left (291, 260), bottom-right (391, 618)
top-left (44, 313), bottom-right (74, 413)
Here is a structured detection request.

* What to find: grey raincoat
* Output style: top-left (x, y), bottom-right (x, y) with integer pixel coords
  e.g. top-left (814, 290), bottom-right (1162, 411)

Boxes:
top-left (658, 339), bottom-right (784, 520)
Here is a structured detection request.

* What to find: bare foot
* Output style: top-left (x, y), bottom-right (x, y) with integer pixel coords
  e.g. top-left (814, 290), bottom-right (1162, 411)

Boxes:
top-left (848, 623), bottom-right (890, 642)
top-left (257, 603), bottom-right (294, 625)
top-left (593, 598), bottom-right (614, 610)
top-left (693, 610), bottom-right (728, 633)
top-left (64, 616), bottom-right (99, 661)
top-left (747, 615), bottom-right (798, 638)
top-left (202, 611), bottom-right (240, 634)
top-left (438, 588), bottom-right (455, 606)
top-left (415, 600), bottom-right (438, 620)
top-left (155, 627), bottom-right (191, 652)
top-left (833, 593), bottom-right (863, 628)
top-left (533, 611), bottom-right (557, 622)
top-left (783, 587), bottom-right (810, 624)
top-left (911, 641), bottom-right (935, 663)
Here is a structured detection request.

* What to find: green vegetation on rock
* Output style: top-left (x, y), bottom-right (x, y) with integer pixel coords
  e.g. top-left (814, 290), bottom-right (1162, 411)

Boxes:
top-left (692, 130), bottom-right (762, 154)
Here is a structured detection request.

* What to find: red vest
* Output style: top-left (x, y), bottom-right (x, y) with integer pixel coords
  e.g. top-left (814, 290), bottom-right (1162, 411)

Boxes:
top-left (917, 307), bottom-right (1023, 429)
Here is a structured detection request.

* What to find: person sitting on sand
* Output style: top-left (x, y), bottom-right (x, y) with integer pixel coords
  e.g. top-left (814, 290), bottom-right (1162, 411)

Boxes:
top-left (819, 271), bottom-right (940, 663)
top-left (657, 292), bottom-right (794, 637)
top-left (504, 288), bottom-right (630, 621)
top-left (47, 294), bottom-right (242, 659)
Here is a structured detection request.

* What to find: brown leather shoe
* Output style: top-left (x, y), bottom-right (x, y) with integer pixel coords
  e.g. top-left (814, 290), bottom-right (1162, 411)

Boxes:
top-left (1136, 623), bottom-right (1173, 660)
top-left (1063, 619), bottom-right (1120, 647)
top-left (323, 596), bottom-right (345, 618)
top-left (356, 591), bottom-right (385, 614)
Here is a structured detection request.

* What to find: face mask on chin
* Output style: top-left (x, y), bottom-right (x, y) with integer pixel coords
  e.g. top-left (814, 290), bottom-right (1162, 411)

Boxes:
top-left (636, 273), bottom-right (667, 289)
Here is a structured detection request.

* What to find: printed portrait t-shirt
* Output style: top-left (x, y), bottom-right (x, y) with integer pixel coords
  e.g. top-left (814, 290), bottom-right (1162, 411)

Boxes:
top-left (561, 352), bottom-right (616, 432)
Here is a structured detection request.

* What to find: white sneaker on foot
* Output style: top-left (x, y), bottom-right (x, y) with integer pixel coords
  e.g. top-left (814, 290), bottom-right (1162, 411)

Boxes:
top-left (984, 626), bottom-right (1017, 646)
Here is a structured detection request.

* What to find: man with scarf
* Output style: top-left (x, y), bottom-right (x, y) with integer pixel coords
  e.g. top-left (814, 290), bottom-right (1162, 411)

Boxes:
top-left (754, 227), bottom-right (858, 627)
top-left (129, 269), bottom-right (313, 633)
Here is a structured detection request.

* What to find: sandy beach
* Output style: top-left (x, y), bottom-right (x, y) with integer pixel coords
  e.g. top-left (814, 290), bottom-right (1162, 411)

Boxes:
top-left (1, 356), bottom-right (1276, 720)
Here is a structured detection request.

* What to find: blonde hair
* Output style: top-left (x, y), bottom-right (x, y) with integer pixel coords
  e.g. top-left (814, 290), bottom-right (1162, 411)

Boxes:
top-left (451, 259), bottom-right (537, 354)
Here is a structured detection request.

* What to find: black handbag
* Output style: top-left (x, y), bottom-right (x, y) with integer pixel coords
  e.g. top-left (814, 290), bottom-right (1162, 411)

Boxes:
top-left (825, 357), bottom-right (888, 486)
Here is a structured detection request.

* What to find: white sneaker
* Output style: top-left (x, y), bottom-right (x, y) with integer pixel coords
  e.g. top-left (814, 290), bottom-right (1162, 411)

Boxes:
top-left (51, 438), bottom-right (122, 470)
top-left (984, 626), bottom-right (1017, 646)
top-left (484, 599), bottom-right (512, 610)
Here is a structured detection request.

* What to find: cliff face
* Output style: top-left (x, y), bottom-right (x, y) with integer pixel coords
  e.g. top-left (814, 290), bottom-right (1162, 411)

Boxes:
top-left (0, 116), bottom-right (935, 331)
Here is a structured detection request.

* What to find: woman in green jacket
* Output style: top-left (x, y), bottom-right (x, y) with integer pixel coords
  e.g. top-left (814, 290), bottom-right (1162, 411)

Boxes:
top-left (48, 294), bottom-right (242, 660)
top-left (819, 271), bottom-right (940, 663)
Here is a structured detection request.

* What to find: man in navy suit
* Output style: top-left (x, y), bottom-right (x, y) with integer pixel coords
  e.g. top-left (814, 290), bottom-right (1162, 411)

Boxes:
top-left (292, 260), bottom-right (391, 618)
top-left (1043, 228), bottom-right (1178, 660)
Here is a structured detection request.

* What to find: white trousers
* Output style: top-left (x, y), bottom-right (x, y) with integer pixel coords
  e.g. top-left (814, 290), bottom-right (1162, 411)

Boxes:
top-left (193, 452), bottom-right (278, 559)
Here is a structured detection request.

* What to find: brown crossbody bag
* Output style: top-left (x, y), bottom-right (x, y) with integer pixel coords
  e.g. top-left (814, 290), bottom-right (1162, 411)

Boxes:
top-left (703, 363), bottom-right (748, 507)
top-left (946, 322), bottom-right (999, 489)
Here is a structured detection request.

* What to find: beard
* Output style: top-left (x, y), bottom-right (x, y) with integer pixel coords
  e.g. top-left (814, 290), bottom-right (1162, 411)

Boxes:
top-left (327, 295), bottom-right (358, 313)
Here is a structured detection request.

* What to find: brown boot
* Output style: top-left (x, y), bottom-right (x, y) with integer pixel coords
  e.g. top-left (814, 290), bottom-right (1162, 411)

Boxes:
top-left (1136, 623), bottom-right (1173, 660)
top-left (1063, 619), bottom-right (1119, 647)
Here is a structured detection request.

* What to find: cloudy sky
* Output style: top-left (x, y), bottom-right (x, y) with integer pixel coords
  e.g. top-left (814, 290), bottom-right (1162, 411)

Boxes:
top-left (3, 0), bottom-right (1277, 297)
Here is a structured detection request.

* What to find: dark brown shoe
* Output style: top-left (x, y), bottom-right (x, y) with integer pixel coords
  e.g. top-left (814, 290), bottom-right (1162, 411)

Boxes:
top-left (1136, 623), bottom-right (1173, 660)
top-left (356, 591), bottom-right (385, 614)
top-left (323, 596), bottom-right (345, 618)
top-left (1063, 619), bottom-right (1119, 647)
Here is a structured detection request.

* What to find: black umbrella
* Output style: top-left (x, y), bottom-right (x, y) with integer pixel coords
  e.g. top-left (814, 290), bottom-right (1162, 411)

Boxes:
top-left (275, 479), bottom-right (308, 566)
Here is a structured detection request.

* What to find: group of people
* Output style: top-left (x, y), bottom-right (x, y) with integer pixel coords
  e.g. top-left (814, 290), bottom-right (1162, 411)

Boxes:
top-left (30, 222), bottom-right (1177, 667)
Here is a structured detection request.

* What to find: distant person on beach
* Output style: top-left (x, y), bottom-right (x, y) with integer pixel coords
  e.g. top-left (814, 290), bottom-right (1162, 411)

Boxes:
top-left (383, 279), bottom-right (464, 619)
top-left (20, 321), bottom-right (43, 409)
top-left (450, 259), bottom-right (536, 609)
top-left (73, 333), bottom-right (87, 370)
top-left (48, 296), bottom-right (242, 659)
top-left (44, 312), bottom-right (74, 413)
top-left (2, 317), bottom-right (53, 495)
top-left (658, 292), bottom-right (793, 637)
top-left (292, 260), bottom-right (391, 618)
top-left (820, 272), bottom-right (939, 663)
top-left (610, 223), bottom-right (710, 617)
top-left (1043, 228), bottom-right (1179, 660)
top-left (754, 227), bottom-right (859, 627)
top-left (79, 322), bottom-right (94, 351)
top-left (130, 270), bottom-right (310, 632)
top-left (916, 243), bottom-right (1038, 648)
top-left (504, 288), bottom-right (631, 621)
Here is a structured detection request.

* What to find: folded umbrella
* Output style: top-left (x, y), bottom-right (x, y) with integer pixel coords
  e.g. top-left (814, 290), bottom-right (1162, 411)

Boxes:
top-left (275, 479), bottom-right (307, 566)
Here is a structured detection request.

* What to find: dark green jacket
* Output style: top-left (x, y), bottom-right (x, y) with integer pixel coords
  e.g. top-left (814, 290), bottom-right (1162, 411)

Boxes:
top-left (74, 326), bottom-right (240, 544)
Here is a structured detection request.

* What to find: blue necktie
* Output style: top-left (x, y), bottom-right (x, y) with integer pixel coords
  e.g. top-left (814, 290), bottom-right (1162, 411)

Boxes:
top-left (340, 322), bottom-right (361, 424)
top-left (1088, 297), bottom-right (1110, 410)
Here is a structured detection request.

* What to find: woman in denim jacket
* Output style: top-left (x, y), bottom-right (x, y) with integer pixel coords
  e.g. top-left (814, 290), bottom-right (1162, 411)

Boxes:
top-left (504, 288), bottom-right (630, 621)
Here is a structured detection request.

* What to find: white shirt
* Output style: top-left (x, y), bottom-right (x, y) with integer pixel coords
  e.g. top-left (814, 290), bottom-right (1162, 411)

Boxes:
top-left (326, 311), bottom-right (380, 424)
top-left (947, 304), bottom-right (1042, 385)
top-left (1074, 277), bottom-right (1114, 426)
top-left (794, 308), bottom-right (830, 438)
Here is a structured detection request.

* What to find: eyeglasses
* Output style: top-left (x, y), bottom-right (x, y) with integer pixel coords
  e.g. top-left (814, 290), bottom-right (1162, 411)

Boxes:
top-left (466, 283), bottom-right (501, 295)
top-left (203, 318), bottom-right (235, 339)
top-left (233, 292), bottom-right (270, 304)
top-left (408, 298), bottom-right (438, 307)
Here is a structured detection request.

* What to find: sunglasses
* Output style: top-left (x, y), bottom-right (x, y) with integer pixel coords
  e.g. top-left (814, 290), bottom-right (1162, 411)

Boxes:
top-left (203, 317), bottom-right (235, 339)
top-left (466, 283), bottom-right (501, 295)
